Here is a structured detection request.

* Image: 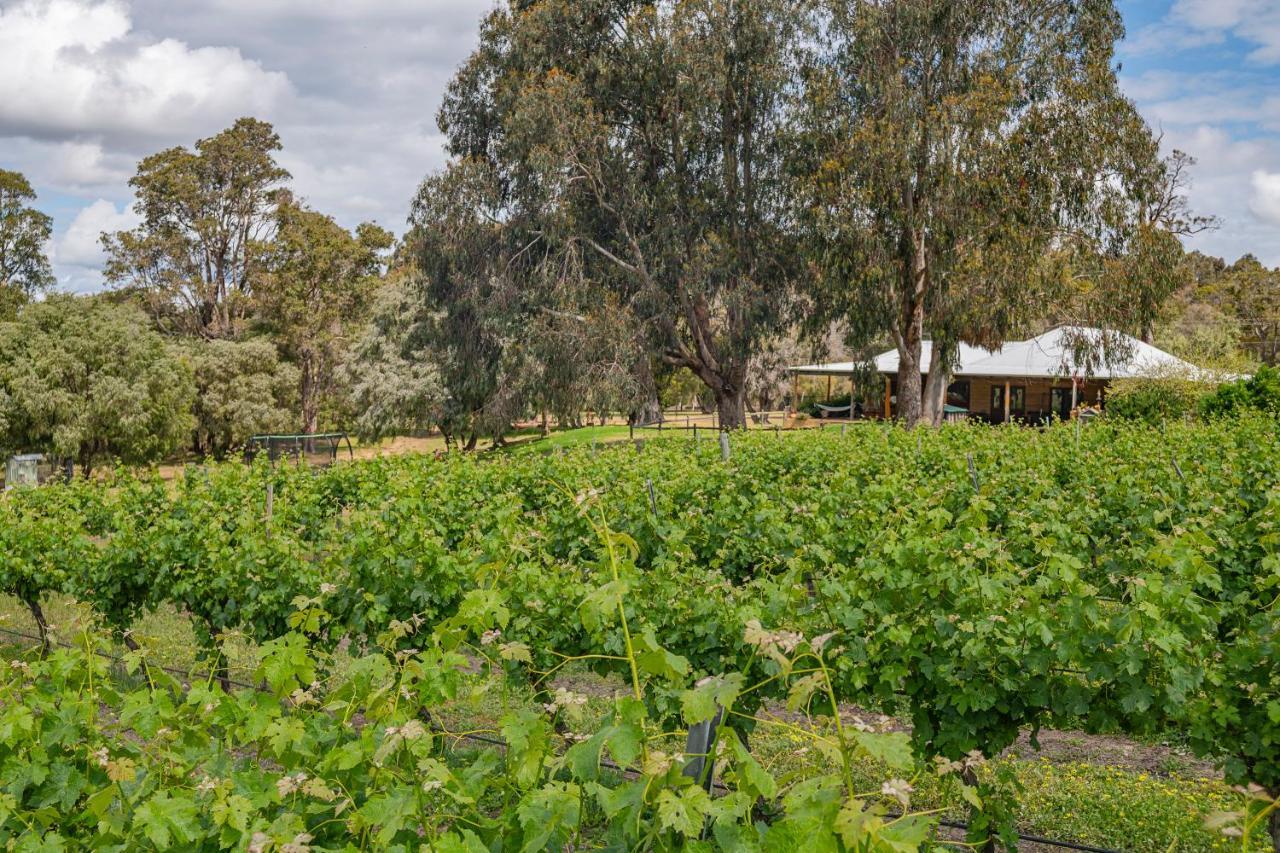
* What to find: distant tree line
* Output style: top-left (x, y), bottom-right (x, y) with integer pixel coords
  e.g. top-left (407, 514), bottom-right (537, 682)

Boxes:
top-left (3, 0), bottom-right (1276, 472)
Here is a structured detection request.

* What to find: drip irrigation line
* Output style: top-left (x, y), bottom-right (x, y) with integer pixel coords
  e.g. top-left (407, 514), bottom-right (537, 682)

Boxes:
top-left (0, 623), bottom-right (1128, 852)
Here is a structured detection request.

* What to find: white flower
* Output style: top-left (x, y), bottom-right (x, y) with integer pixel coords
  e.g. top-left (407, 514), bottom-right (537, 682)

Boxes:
top-left (282, 833), bottom-right (314, 853)
top-left (422, 779), bottom-right (443, 791)
top-left (276, 772), bottom-right (308, 798)
top-left (399, 719), bottom-right (426, 741)
top-left (319, 582), bottom-right (337, 596)
top-left (480, 629), bottom-right (502, 646)
top-left (811, 632), bottom-right (839, 652)
top-left (881, 778), bottom-right (913, 808)
top-left (553, 688), bottom-right (587, 710)
top-left (195, 776), bottom-right (219, 794)
top-left (92, 747), bottom-right (110, 768)
top-left (248, 832), bottom-right (271, 853)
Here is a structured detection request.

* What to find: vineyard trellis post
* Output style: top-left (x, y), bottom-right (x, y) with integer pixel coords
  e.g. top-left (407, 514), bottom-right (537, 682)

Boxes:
top-left (682, 705), bottom-right (723, 796)
top-left (968, 453), bottom-right (980, 493)
top-left (719, 431), bottom-right (731, 462)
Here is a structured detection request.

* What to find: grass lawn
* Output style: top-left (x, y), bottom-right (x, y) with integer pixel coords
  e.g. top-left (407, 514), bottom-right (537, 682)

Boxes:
top-left (0, 592), bottom-right (1259, 851)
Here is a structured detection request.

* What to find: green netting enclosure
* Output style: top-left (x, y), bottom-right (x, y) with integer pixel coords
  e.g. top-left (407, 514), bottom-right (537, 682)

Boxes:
top-left (243, 433), bottom-right (354, 467)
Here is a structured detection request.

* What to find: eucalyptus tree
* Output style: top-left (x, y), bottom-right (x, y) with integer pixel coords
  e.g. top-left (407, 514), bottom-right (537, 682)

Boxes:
top-left (256, 199), bottom-right (393, 435)
top-left (796, 0), bottom-right (1171, 426)
top-left (102, 118), bottom-right (289, 339)
top-left (439, 0), bottom-right (807, 429)
top-left (409, 160), bottom-right (532, 448)
top-left (0, 169), bottom-right (54, 316)
top-left (344, 272), bottom-right (447, 443)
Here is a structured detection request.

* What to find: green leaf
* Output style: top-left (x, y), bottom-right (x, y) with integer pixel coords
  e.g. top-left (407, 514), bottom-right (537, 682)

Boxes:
top-left (135, 793), bottom-right (199, 849)
top-left (656, 786), bottom-right (711, 837)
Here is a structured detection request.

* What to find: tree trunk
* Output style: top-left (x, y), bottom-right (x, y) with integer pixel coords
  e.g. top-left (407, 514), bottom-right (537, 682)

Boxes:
top-left (895, 330), bottom-right (924, 426)
top-left (464, 433), bottom-right (479, 452)
top-left (631, 357), bottom-right (662, 426)
top-left (1270, 804), bottom-right (1280, 853)
top-left (300, 355), bottom-right (320, 435)
top-left (921, 341), bottom-right (955, 428)
top-left (715, 384), bottom-right (747, 431)
top-left (896, 228), bottom-right (928, 426)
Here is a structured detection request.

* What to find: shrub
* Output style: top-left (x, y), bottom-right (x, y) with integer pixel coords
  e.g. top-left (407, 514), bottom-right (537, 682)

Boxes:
top-left (1106, 373), bottom-right (1210, 424)
top-left (1199, 365), bottom-right (1280, 418)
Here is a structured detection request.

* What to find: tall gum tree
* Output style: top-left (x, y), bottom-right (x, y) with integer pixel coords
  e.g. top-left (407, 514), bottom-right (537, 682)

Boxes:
top-left (102, 118), bottom-right (290, 339)
top-left (797, 0), bottom-right (1174, 426)
top-left (439, 0), bottom-right (805, 429)
top-left (256, 199), bottom-right (392, 435)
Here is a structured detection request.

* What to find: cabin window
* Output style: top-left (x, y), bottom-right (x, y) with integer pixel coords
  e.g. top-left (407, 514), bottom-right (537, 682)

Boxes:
top-left (1010, 385), bottom-right (1026, 414)
top-left (946, 380), bottom-right (970, 410)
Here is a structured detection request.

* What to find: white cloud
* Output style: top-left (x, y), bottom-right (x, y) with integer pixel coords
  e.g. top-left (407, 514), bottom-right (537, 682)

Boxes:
top-left (1250, 170), bottom-right (1280, 224)
top-left (1168, 0), bottom-right (1280, 65)
top-left (47, 198), bottom-right (138, 291)
top-left (0, 0), bottom-right (292, 142)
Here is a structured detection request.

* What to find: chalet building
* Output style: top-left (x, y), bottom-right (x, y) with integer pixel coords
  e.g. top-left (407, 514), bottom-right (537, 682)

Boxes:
top-left (788, 326), bottom-right (1202, 424)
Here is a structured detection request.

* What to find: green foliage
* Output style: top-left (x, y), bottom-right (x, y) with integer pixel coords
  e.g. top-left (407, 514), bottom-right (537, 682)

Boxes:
top-left (438, 0), bottom-right (805, 428)
top-left (1106, 372), bottom-right (1212, 423)
top-left (0, 169), bottom-right (55, 307)
top-left (0, 544), bottom-right (940, 850)
top-left (1200, 366), bottom-right (1280, 418)
top-left (256, 199), bottom-right (393, 435)
top-left (183, 338), bottom-right (299, 458)
top-left (796, 0), bottom-right (1168, 425)
top-left (0, 296), bottom-right (194, 473)
top-left (344, 274), bottom-right (445, 442)
top-left (102, 118), bottom-right (290, 339)
top-left (5, 418), bottom-right (1280, 845)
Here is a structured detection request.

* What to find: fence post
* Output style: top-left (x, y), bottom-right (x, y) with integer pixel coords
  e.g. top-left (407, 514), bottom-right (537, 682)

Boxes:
top-left (265, 481), bottom-right (274, 527)
top-left (967, 453), bottom-right (980, 493)
top-left (646, 478), bottom-right (658, 517)
top-left (719, 431), bottom-right (731, 462)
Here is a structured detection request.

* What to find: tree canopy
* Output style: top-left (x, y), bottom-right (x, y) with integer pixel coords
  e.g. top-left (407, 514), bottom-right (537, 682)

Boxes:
top-left (102, 118), bottom-right (290, 339)
top-left (255, 198), bottom-right (393, 434)
top-left (0, 169), bottom-right (55, 316)
top-left (436, 0), bottom-right (806, 429)
top-left (795, 0), bottom-right (1173, 425)
top-left (0, 297), bottom-right (194, 474)
top-left (184, 338), bottom-right (299, 458)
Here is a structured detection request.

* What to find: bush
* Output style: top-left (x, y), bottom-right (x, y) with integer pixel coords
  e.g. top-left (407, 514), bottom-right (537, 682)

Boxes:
top-left (1106, 374), bottom-right (1209, 424)
top-left (1199, 365), bottom-right (1280, 418)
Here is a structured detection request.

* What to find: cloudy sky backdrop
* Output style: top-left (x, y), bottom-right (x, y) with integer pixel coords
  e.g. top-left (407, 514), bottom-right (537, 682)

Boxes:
top-left (1, 0), bottom-right (1278, 292)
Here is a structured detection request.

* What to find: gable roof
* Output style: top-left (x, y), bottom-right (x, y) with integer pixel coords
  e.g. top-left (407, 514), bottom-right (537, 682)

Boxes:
top-left (789, 327), bottom-right (1203, 380)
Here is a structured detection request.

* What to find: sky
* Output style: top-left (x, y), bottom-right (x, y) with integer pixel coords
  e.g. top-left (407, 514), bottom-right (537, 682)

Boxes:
top-left (1, 0), bottom-right (1278, 293)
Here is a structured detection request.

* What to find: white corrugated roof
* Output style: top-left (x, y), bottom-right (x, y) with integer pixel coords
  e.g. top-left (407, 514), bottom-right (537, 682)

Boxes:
top-left (790, 327), bottom-right (1203, 380)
